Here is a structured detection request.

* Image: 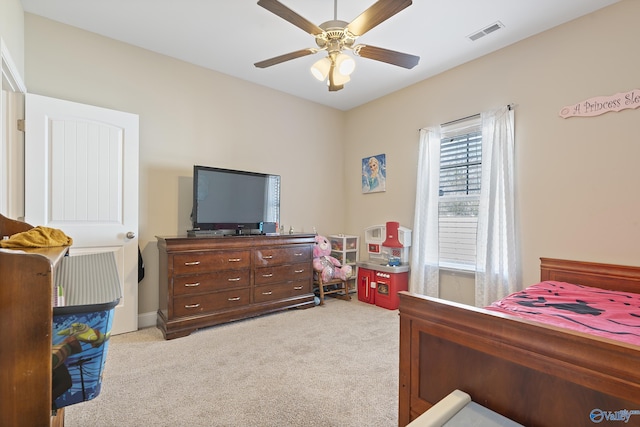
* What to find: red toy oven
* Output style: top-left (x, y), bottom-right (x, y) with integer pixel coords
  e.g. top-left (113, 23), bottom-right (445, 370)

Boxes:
top-left (357, 262), bottom-right (409, 310)
top-left (373, 269), bottom-right (409, 310)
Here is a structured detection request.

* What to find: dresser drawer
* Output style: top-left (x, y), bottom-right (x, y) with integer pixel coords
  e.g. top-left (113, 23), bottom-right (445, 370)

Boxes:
top-left (173, 270), bottom-right (250, 296)
top-left (173, 288), bottom-right (251, 317)
top-left (255, 263), bottom-right (311, 285)
top-left (254, 280), bottom-right (312, 303)
top-left (254, 245), bottom-right (312, 267)
top-left (173, 250), bottom-right (250, 274)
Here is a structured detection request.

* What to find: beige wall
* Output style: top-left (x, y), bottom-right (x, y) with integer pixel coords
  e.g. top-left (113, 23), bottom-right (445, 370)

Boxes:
top-left (0, 0), bottom-right (25, 79)
top-left (24, 14), bottom-right (346, 316)
top-left (21, 1), bottom-right (640, 317)
top-left (345, 0), bottom-right (640, 303)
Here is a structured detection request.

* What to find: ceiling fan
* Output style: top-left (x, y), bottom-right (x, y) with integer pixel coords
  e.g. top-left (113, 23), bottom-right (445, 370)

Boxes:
top-left (254, 0), bottom-right (420, 92)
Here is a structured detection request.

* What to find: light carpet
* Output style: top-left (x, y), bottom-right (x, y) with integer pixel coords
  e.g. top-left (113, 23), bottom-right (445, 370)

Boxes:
top-left (64, 298), bottom-right (400, 427)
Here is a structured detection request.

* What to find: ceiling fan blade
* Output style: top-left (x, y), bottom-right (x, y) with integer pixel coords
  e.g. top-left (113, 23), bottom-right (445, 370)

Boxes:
top-left (355, 45), bottom-right (419, 69)
top-left (257, 0), bottom-right (324, 35)
top-left (346, 0), bottom-right (412, 37)
top-left (254, 48), bottom-right (317, 68)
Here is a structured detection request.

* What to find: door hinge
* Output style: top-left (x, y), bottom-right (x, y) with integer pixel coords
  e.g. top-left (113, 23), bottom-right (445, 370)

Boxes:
top-left (17, 119), bottom-right (25, 132)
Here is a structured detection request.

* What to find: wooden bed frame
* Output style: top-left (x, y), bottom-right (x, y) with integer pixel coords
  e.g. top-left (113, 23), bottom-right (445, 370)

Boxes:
top-left (398, 258), bottom-right (640, 427)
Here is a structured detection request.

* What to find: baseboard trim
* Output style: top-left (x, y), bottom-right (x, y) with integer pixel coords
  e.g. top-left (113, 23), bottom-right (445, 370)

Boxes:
top-left (138, 310), bottom-right (157, 329)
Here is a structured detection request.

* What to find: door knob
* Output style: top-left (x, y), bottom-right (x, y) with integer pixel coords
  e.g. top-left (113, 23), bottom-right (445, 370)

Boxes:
top-left (126, 231), bottom-right (136, 239)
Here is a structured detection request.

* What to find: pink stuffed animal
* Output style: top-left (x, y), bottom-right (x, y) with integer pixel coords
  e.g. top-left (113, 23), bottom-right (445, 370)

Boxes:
top-left (313, 235), bottom-right (352, 282)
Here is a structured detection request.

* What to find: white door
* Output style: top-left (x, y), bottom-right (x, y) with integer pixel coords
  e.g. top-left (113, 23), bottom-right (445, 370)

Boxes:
top-left (25, 93), bottom-right (139, 335)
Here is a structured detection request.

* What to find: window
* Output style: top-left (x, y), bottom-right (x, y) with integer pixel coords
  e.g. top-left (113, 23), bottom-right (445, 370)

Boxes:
top-left (438, 115), bottom-right (481, 270)
top-left (412, 106), bottom-right (515, 300)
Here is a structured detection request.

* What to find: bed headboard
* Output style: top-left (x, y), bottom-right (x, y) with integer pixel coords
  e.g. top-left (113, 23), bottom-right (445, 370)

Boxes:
top-left (540, 257), bottom-right (640, 294)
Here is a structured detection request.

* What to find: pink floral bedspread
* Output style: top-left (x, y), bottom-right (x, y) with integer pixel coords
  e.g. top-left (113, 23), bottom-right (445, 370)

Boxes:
top-left (486, 281), bottom-right (640, 346)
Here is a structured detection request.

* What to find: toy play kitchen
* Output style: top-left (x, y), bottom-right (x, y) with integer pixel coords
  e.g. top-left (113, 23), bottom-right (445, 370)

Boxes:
top-left (356, 221), bottom-right (411, 310)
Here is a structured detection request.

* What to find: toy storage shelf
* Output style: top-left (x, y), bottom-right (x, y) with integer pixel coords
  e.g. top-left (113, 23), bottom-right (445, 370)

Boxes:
top-left (329, 234), bottom-right (359, 294)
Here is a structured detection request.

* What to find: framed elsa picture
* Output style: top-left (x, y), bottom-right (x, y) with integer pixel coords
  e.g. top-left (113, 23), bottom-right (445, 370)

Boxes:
top-left (362, 154), bottom-right (386, 193)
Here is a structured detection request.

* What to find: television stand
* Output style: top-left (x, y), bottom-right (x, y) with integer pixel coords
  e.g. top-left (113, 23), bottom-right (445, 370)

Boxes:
top-left (156, 233), bottom-right (316, 339)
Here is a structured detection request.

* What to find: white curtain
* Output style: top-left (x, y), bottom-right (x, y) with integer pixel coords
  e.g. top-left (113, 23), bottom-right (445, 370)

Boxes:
top-left (475, 106), bottom-right (519, 307)
top-left (410, 128), bottom-right (441, 297)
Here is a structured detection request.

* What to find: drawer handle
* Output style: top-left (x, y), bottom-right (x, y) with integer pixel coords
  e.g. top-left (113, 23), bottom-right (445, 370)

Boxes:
top-left (263, 255), bottom-right (274, 259)
top-left (228, 258), bottom-right (242, 262)
top-left (294, 269), bottom-right (305, 274)
top-left (294, 252), bottom-right (304, 256)
top-left (184, 303), bottom-right (200, 309)
top-left (262, 273), bottom-right (273, 278)
top-left (228, 296), bottom-right (241, 301)
top-left (184, 282), bottom-right (200, 287)
top-left (184, 261), bottom-right (201, 266)
top-left (228, 277), bottom-right (241, 282)
top-left (262, 291), bottom-right (273, 295)
top-left (293, 286), bottom-right (303, 290)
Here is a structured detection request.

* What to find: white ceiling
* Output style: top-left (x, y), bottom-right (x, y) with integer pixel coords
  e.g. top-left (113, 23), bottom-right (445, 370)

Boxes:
top-left (20, 0), bottom-right (620, 111)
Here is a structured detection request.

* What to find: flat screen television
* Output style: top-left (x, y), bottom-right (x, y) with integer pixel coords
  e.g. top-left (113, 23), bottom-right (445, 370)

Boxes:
top-left (191, 165), bottom-right (280, 235)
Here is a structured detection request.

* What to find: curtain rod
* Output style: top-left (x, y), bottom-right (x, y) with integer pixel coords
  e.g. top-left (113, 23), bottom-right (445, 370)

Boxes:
top-left (418, 103), bottom-right (515, 132)
top-left (440, 113), bottom-right (480, 127)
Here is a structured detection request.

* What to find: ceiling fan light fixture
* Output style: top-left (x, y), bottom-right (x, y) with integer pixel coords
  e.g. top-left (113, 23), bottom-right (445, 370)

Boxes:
top-left (332, 68), bottom-right (351, 86)
top-left (256, 0), bottom-right (419, 92)
top-left (335, 53), bottom-right (356, 76)
top-left (311, 57), bottom-right (331, 81)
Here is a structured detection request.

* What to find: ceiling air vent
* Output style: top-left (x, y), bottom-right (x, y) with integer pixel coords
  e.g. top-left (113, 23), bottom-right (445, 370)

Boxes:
top-left (468, 21), bottom-right (504, 41)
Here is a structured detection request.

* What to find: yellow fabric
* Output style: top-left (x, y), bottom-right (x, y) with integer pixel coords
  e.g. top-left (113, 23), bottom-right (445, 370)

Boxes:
top-left (0, 226), bottom-right (73, 248)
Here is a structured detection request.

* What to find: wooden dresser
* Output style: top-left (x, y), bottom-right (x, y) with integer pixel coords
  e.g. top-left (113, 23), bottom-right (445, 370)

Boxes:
top-left (157, 233), bottom-right (316, 339)
top-left (0, 214), bottom-right (67, 426)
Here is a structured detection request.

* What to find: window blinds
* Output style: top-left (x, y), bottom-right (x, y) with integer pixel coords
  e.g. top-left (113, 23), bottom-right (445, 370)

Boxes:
top-left (439, 115), bottom-right (481, 268)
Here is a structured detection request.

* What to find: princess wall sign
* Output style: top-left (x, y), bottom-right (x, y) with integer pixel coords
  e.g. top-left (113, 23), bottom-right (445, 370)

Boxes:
top-left (559, 88), bottom-right (640, 118)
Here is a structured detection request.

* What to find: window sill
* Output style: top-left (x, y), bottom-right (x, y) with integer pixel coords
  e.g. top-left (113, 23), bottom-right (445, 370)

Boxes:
top-left (439, 263), bottom-right (476, 274)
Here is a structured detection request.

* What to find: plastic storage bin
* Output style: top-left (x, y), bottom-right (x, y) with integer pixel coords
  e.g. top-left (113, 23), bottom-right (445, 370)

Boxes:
top-left (52, 301), bottom-right (118, 409)
top-left (52, 252), bottom-right (121, 410)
